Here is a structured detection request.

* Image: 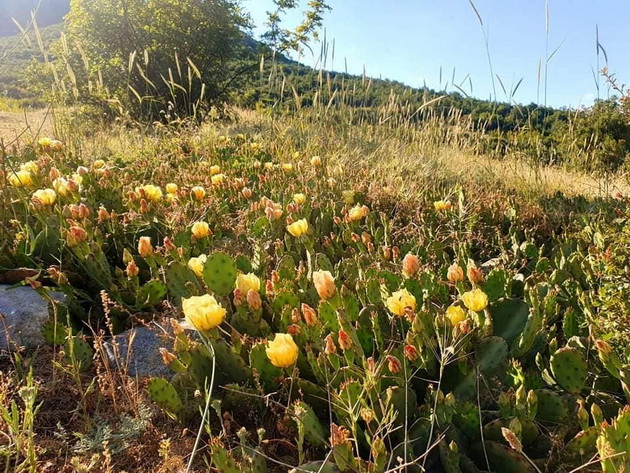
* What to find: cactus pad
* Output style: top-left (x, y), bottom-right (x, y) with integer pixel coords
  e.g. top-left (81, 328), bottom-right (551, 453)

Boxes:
top-left (203, 252), bottom-right (237, 297)
top-left (550, 347), bottom-right (588, 394)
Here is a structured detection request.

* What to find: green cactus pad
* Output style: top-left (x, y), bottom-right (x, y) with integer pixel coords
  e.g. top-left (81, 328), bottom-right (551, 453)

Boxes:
top-left (249, 342), bottom-right (282, 391)
top-left (534, 389), bottom-right (568, 423)
top-left (472, 441), bottom-right (534, 473)
top-left (203, 252), bottom-right (237, 297)
top-left (135, 279), bottom-right (167, 307)
top-left (483, 269), bottom-right (508, 302)
top-left (64, 336), bottom-right (93, 371)
top-left (165, 261), bottom-right (200, 305)
top-left (564, 427), bottom-right (598, 460)
top-left (148, 377), bottom-right (182, 414)
top-left (477, 336), bottom-right (508, 375)
top-left (291, 400), bottom-right (326, 447)
top-left (550, 347), bottom-right (588, 394)
top-left (489, 299), bottom-right (530, 345)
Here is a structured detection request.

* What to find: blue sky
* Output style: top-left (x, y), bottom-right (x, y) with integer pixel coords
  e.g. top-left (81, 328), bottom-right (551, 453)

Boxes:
top-left (245, 0), bottom-right (630, 108)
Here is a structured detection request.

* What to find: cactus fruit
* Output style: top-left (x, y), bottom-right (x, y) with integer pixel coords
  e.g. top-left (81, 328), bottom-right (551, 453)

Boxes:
top-left (203, 252), bottom-right (237, 297)
top-left (148, 377), bottom-right (182, 415)
top-left (550, 347), bottom-right (588, 394)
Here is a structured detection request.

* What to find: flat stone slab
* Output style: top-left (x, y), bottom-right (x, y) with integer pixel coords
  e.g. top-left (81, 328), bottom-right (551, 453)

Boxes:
top-left (104, 324), bottom-right (173, 377)
top-left (0, 284), bottom-right (65, 351)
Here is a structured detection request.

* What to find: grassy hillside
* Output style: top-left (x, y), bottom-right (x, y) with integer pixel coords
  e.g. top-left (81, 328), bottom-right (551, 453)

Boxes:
top-left (0, 23), bottom-right (62, 105)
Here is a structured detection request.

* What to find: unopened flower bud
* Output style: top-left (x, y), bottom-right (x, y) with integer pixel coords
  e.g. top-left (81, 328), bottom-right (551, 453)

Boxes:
top-left (404, 345), bottom-right (419, 361)
top-left (402, 253), bottom-right (420, 278)
top-left (447, 263), bottom-right (465, 283)
top-left (66, 226), bottom-right (87, 247)
top-left (301, 303), bottom-right (317, 326)
top-left (386, 355), bottom-right (402, 374)
top-left (247, 290), bottom-right (262, 311)
top-left (324, 334), bottom-right (337, 355)
top-left (126, 260), bottom-right (139, 278)
top-left (467, 265), bottom-right (485, 284)
top-left (138, 236), bottom-right (153, 258)
top-left (338, 330), bottom-right (352, 351)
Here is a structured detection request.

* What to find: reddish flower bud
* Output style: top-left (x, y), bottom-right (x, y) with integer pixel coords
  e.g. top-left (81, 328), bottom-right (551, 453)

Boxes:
top-left (301, 303), bottom-right (317, 326)
top-left (338, 330), bottom-right (352, 351)
top-left (324, 334), bottom-right (337, 355)
top-left (247, 290), bottom-right (262, 311)
top-left (386, 355), bottom-right (402, 374)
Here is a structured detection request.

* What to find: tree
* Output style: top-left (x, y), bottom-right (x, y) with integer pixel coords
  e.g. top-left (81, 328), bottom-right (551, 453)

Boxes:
top-left (65, 0), bottom-right (251, 119)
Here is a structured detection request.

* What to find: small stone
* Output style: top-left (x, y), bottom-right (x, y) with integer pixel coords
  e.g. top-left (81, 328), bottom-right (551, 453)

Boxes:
top-left (0, 284), bottom-right (65, 351)
top-left (104, 324), bottom-right (173, 377)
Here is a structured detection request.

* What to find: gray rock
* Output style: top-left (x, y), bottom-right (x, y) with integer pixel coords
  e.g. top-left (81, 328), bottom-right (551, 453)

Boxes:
top-left (0, 284), bottom-right (65, 351)
top-left (104, 324), bottom-right (173, 377)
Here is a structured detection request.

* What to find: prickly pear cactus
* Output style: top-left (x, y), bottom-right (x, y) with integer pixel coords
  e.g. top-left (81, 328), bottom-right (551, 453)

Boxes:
top-left (203, 252), bottom-right (237, 297)
top-left (477, 336), bottom-right (508, 375)
top-left (64, 336), bottom-right (93, 371)
top-left (534, 389), bottom-right (568, 424)
top-left (550, 347), bottom-right (588, 394)
top-left (165, 261), bottom-right (200, 304)
top-left (148, 377), bottom-right (182, 415)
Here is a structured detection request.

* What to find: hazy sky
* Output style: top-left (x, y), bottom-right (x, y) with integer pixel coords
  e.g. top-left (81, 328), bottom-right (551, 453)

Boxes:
top-left (245, 0), bottom-right (630, 108)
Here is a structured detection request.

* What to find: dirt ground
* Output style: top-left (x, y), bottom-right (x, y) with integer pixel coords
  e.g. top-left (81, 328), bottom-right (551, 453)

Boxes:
top-left (0, 108), bottom-right (53, 146)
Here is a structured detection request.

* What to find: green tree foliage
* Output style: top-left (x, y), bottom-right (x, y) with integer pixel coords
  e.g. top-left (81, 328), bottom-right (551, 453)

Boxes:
top-left (64, 0), bottom-right (252, 119)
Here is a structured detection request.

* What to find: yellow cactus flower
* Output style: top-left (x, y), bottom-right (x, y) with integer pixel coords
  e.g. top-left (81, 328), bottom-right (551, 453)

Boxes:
top-left (138, 236), bottom-right (153, 258)
top-left (31, 188), bottom-right (56, 206)
top-left (264, 162), bottom-right (274, 171)
top-left (313, 270), bottom-right (336, 300)
top-left (141, 184), bottom-right (163, 202)
top-left (38, 137), bottom-right (53, 151)
top-left (182, 294), bottom-right (226, 331)
top-left (348, 204), bottom-right (369, 221)
top-left (20, 161), bottom-right (39, 173)
top-left (386, 289), bottom-right (417, 316)
top-left (210, 165), bottom-right (221, 175)
top-left (446, 306), bottom-right (467, 325)
top-left (187, 255), bottom-right (207, 277)
top-left (293, 193), bottom-right (307, 205)
top-left (92, 159), bottom-right (105, 169)
top-left (8, 170), bottom-right (32, 187)
top-left (191, 221), bottom-right (211, 239)
top-left (287, 219), bottom-right (309, 237)
top-left (266, 333), bottom-right (299, 368)
top-left (342, 190), bottom-right (355, 204)
top-left (191, 186), bottom-right (206, 201)
top-left (434, 200), bottom-right (452, 212)
top-left (282, 163), bottom-right (293, 171)
top-left (236, 273), bottom-right (261, 294)
top-left (52, 178), bottom-right (71, 197)
top-left (461, 288), bottom-right (488, 312)
top-left (310, 156), bottom-right (322, 167)
top-left (211, 173), bottom-right (225, 185)
top-left (166, 183), bottom-right (178, 194)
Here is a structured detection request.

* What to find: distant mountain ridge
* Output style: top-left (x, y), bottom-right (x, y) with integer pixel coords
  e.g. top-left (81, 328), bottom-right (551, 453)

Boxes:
top-left (0, 0), bottom-right (69, 37)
